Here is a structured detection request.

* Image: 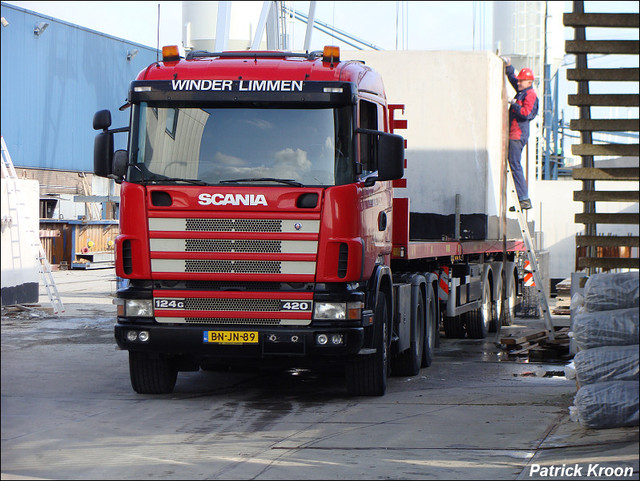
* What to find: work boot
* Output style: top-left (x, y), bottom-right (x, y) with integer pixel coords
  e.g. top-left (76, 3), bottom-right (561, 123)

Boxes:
top-left (519, 198), bottom-right (532, 210)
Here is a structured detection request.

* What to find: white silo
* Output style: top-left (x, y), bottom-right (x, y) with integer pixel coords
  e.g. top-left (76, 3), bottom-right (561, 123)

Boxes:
top-left (493, 1), bottom-right (545, 79)
top-left (182, 1), bottom-right (267, 52)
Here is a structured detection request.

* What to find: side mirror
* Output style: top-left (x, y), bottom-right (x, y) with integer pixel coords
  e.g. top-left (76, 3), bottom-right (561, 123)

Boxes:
top-left (93, 109), bottom-right (112, 131)
top-left (111, 150), bottom-right (128, 183)
top-left (377, 132), bottom-right (404, 181)
top-left (94, 131), bottom-right (113, 178)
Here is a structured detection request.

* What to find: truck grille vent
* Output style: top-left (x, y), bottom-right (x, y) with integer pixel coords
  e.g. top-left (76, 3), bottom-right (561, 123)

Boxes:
top-left (185, 239), bottom-right (281, 253)
top-left (184, 281), bottom-right (283, 291)
top-left (122, 240), bottom-right (133, 275)
top-left (185, 318), bottom-right (281, 325)
top-left (184, 298), bottom-right (282, 311)
top-left (185, 260), bottom-right (281, 274)
top-left (186, 218), bottom-right (282, 232)
top-left (338, 242), bottom-right (348, 278)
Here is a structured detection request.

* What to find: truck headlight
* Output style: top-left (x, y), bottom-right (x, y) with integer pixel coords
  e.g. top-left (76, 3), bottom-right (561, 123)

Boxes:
top-left (313, 301), bottom-right (362, 320)
top-left (125, 299), bottom-right (154, 317)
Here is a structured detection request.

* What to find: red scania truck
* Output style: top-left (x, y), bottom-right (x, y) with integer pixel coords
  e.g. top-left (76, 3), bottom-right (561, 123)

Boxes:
top-left (93, 45), bottom-right (524, 396)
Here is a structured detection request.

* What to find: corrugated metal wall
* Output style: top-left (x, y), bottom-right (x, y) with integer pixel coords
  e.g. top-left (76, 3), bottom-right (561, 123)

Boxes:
top-left (0, 2), bottom-right (159, 171)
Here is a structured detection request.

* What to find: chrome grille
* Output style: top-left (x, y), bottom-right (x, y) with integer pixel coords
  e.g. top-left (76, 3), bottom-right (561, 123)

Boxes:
top-left (185, 260), bottom-right (281, 274)
top-left (155, 317), bottom-right (311, 326)
top-left (186, 218), bottom-right (282, 232)
top-left (184, 298), bottom-right (282, 311)
top-left (185, 239), bottom-right (281, 253)
top-left (185, 318), bottom-right (280, 325)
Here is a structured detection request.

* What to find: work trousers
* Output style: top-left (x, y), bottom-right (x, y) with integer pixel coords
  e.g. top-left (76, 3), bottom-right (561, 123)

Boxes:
top-left (508, 138), bottom-right (528, 200)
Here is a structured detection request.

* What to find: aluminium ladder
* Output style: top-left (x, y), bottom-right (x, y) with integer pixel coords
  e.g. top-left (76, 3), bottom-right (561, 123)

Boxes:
top-left (1, 136), bottom-right (64, 314)
top-left (505, 162), bottom-right (555, 341)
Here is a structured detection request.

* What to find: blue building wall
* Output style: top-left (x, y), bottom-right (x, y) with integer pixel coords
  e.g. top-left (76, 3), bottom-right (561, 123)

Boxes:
top-left (1, 3), bottom-right (160, 171)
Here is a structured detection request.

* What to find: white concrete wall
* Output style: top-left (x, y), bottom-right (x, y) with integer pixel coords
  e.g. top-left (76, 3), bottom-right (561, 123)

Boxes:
top-left (1, 178), bottom-right (40, 305)
top-left (345, 49), bottom-right (517, 239)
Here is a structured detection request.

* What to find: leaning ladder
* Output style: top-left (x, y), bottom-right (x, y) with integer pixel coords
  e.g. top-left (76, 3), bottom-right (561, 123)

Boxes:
top-left (505, 162), bottom-right (554, 340)
top-left (1, 136), bottom-right (64, 314)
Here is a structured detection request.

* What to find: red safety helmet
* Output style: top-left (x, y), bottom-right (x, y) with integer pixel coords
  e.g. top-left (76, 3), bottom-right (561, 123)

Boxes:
top-left (517, 68), bottom-right (535, 80)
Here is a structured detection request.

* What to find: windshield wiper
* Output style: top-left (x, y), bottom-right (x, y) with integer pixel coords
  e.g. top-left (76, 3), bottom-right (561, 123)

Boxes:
top-left (141, 177), bottom-right (208, 185)
top-left (219, 177), bottom-right (303, 187)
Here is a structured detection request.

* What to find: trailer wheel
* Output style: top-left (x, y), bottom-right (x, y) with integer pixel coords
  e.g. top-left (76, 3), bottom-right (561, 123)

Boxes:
top-left (489, 275), bottom-right (503, 333)
top-left (129, 351), bottom-right (178, 394)
top-left (421, 283), bottom-right (437, 367)
top-left (466, 280), bottom-right (491, 339)
top-left (443, 316), bottom-right (465, 338)
top-left (392, 290), bottom-right (424, 376)
top-left (502, 272), bottom-right (517, 326)
top-left (346, 294), bottom-right (389, 396)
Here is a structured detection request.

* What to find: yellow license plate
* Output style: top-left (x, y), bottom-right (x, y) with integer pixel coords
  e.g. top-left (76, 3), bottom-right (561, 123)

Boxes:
top-left (203, 331), bottom-right (258, 344)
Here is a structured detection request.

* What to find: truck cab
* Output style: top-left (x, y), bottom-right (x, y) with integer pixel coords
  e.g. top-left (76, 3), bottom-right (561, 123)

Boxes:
top-left (94, 46), bottom-right (407, 396)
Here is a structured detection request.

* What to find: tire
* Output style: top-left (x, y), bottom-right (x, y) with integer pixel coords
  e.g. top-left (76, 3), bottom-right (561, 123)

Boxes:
top-left (421, 283), bottom-right (437, 368)
top-left (489, 275), bottom-right (503, 333)
top-left (346, 294), bottom-right (389, 396)
top-left (129, 351), bottom-right (178, 394)
top-left (392, 290), bottom-right (424, 377)
top-left (502, 272), bottom-right (517, 326)
top-left (466, 280), bottom-right (491, 339)
top-left (443, 316), bottom-right (465, 338)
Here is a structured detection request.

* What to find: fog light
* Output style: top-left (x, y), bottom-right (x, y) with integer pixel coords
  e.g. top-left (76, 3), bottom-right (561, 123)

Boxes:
top-left (331, 334), bottom-right (344, 345)
top-left (126, 330), bottom-right (138, 342)
top-left (316, 334), bottom-right (328, 345)
top-left (138, 331), bottom-right (150, 342)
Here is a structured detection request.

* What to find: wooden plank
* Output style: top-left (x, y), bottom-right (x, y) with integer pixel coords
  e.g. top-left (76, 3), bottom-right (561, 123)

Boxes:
top-left (571, 167), bottom-right (639, 180)
top-left (569, 119), bottom-right (639, 132)
top-left (567, 68), bottom-right (639, 82)
top-left (501, 331), bottom-right (547, 345)
top-left (572, 144), bottom-right (639, 157)
top-left (575, 213), bottom-right (639, 224)
top-left (573, 190), bottom-right (640, 202)
top-left (575, 235), bottom-right (640, 247)
top-left (565, 40), bottom-right (639, 55)
top-left (578, 257), bottom-right (640, 269)
top-left (568, 94), bottom-right (639, 107)
top-left (563, 12), bottom-right (639, 28)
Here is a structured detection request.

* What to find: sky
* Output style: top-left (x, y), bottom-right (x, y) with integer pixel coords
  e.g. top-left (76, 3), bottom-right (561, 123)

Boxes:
top-left (4, 0), bottom-right (638, 151)
top-left (4, 1), bottom-right (638, 54)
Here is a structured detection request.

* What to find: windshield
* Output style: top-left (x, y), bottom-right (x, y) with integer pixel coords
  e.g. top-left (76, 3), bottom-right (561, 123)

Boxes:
top-left (127, 103), bottom-right (354, 186)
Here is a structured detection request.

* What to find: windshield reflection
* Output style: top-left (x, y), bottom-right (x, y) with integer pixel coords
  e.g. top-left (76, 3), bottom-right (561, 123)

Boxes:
top-left (128, 104), bottom-right (354, 186)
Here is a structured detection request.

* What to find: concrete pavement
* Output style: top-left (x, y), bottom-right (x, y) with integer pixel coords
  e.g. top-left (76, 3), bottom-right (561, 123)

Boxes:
top-left (1, 268), bottom-right (637, 480)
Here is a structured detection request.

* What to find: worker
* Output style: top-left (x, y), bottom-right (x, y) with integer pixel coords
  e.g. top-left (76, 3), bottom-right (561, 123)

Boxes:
top-left (502, 57), bottom-right (538, 210)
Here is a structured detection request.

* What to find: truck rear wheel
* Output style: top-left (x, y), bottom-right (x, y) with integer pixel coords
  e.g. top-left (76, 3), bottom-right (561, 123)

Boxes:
top-left (489, 275), bottom-right (503, 333)
top-left (129, 351), bottom-right (178, 394)
top-left (346, 294), bottom-right (389, 396)
top-left (466, 280), bottom-right (491, 339)
top-left (422, 283), bottom-right (437, 367)
top-left (392, 291), bottom-right (424, 377)
top-left (502, 272), bottom-right (517, 326)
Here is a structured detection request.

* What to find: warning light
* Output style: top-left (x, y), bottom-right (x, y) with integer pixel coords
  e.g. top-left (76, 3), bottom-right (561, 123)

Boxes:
top-left (322, 46), bottom-right (340, 64)
top-left (162, 45), bottom-right (180, 62)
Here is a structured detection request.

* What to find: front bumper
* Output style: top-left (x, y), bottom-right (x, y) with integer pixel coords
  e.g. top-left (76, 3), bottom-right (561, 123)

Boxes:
top-left (115, 320), bottom-right (366, 359)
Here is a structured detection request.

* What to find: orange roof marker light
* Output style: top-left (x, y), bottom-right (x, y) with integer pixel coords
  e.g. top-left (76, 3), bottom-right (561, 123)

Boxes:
top-left (322, 46), bottom-right (340, 64)
top-left (162, 45), bottom-right (180, 62)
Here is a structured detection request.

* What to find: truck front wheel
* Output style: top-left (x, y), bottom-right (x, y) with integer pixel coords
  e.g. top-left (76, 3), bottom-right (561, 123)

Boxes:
top-left (346, 294), bottom-right (389, 396)
top-left (129, 351), bottom-right (178, 394)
